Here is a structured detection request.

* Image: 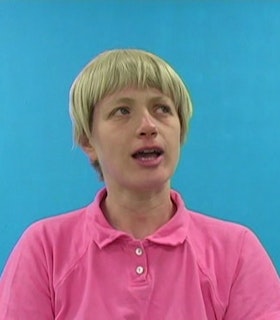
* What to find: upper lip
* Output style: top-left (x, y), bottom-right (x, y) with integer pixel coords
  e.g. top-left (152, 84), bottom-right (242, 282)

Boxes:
top-left (131, 146), bottom-right (164, 157)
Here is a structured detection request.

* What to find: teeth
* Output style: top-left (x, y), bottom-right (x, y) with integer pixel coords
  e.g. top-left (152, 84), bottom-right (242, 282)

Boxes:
top-left (139, 149), bottom-right (161, 155)
top-left (132, 149), bottom-right (163, 159)
top-left (142, 149), bottom-right (156, 154)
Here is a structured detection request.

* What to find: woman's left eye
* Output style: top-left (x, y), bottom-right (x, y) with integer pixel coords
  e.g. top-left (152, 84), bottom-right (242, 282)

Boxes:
top-left (156, 105), bottom-right (173, 114)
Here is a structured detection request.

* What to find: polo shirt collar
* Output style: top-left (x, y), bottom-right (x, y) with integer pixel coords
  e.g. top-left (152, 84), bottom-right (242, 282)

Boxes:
top-left (86, 188), bottom-right (190, 248)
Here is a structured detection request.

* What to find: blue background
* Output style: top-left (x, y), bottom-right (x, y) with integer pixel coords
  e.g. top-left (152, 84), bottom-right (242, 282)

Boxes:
top-left (0, 1), bottom-right (279, 273)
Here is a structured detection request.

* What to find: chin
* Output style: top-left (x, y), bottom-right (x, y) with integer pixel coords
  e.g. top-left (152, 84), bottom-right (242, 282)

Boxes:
top-left (128, 175), bottom-right (171, 192)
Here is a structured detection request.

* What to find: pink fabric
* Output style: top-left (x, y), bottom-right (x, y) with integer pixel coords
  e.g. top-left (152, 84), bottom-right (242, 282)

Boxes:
top-left (0, 189), bottom-right (279, 319)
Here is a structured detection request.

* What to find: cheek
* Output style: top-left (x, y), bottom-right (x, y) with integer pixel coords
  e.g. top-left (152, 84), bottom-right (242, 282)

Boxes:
top-left (172, 120), bottom-right (181, 142)
top-left (173, 126), bottom-right (181, 159)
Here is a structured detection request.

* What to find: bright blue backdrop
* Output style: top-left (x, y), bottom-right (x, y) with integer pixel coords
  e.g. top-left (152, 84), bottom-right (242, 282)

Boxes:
top-left (1, 1), bottom-right (280, 273)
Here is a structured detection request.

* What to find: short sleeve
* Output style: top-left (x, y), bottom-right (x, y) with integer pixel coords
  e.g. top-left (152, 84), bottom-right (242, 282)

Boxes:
top-left (224, 229), bottom-right (280, 319)
top-left (0, 224), bottom-right (54, 319)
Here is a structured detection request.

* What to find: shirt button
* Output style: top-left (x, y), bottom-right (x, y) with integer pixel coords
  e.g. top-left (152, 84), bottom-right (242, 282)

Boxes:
top-left (136, 266), bottom-right (144, 275)
top-left (135, 247), bottom-right (143, 256)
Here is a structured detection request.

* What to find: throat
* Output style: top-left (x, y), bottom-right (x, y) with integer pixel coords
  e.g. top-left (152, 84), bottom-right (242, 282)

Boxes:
top-left (101, 192), bottom-right (176, 239)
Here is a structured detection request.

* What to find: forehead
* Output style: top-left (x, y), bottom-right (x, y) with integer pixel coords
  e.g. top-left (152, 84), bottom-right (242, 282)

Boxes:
top-left (97, 87), bottom-right (174, 107)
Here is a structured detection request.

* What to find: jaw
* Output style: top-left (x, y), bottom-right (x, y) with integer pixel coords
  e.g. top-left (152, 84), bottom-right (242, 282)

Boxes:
top-left (103, 163), bottom-right (173, 197)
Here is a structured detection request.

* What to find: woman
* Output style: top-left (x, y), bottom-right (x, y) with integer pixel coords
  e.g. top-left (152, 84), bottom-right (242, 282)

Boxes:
top-left (0, 49), bottom-right (279, 319)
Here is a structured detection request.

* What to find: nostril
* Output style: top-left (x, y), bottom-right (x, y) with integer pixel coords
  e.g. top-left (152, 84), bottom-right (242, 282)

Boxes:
top-left (139, 129), bottom-right (157, 137)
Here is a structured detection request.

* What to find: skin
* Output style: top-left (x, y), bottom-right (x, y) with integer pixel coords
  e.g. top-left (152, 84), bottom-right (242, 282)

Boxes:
top-left (83, 87), bottom-right (181, 239)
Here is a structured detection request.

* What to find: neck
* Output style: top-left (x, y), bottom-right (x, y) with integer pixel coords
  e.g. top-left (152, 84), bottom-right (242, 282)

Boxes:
top-left (101, 186), bottom-right (175, 239)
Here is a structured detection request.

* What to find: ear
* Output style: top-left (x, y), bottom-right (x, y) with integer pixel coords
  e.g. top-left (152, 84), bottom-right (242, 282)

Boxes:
top-left (80, 135), bottom-right (98, 162)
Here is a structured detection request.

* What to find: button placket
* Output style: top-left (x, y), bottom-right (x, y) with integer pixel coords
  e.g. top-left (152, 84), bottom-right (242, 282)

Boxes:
top-left (134, 244), bottom-right (146, 278)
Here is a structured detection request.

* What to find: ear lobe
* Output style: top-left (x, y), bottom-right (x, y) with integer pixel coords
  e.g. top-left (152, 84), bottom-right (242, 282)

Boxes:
top-left (80, 136), bottom-right (98, 162)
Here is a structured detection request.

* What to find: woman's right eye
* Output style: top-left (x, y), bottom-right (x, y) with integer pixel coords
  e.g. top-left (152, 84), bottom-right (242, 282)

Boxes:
top-left (113, 106), bottom-right (130, 116)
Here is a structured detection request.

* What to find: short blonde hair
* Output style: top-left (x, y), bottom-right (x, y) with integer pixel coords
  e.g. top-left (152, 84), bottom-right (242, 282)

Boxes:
top-left (69, 49), bottom-right (193, 177)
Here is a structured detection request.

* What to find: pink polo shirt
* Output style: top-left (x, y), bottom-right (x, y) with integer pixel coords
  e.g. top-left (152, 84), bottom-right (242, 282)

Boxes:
top-left (0, 189), bottom-right (280, 319)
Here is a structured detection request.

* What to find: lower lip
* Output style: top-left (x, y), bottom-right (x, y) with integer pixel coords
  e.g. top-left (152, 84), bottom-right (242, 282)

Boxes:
top-left (132, 154), bottom-right (163, 167)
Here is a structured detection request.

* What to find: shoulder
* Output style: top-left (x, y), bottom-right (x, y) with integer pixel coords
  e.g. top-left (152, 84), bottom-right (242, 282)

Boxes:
top-left (5, 205), bottom-right (93, 286)
top-left (22, 189), bottom-right (108, 252)
top-left (30, 206), bottom-right (87, 232)
top-left (185, 207), bottom-right (279, 286)
top-left (188, 208), bottom-right (249, 243)
top-left (171, 190), bottom-right (256, 275)
top-left (21, 206), bottom-right (89, 246)
top-left (172, 190), bottom-right (249, 250)
top-left (183, 207), bottom-right (280, 316)
top-left (187, 208), bottom-right (258, 265)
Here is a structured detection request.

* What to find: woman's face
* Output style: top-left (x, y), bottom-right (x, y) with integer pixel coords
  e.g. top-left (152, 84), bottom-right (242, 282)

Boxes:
top-left (83, 87), bottom-right (181, 194)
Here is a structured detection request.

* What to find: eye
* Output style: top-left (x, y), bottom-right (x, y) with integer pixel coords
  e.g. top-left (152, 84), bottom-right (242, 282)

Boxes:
top-left (117, 107), bottom-right (130, 115)
top-left (111, 106), bottom-right (130, 117)
top-left (155, 104), bottom-right (173, 115)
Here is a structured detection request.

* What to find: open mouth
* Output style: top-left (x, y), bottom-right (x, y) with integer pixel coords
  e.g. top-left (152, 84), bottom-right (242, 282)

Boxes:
top-left (132, 148), bottom-right (164, 160)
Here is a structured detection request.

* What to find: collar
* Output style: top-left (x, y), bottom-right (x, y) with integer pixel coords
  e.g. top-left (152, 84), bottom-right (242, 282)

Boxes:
top-left (86, 188), bottom-right (190, 249)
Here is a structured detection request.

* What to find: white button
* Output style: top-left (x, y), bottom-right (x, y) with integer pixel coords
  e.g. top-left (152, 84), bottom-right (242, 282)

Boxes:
top-left (136, 266), bottom-right (144, 275)
top-left (135, 247), bottom-right (143, 256)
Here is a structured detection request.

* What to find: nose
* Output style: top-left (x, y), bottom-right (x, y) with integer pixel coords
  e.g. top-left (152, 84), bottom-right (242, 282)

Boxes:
top-left (136, 113), bottom-right (158, 138)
